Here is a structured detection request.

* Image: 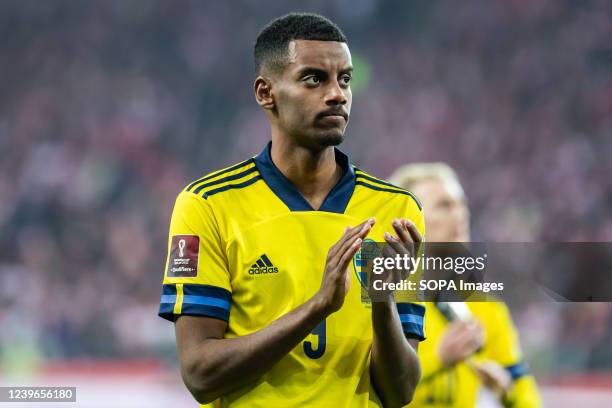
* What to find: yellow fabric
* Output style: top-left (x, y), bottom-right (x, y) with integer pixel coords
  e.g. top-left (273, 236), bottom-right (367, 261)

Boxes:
top-left (409, 302), bottom-right (541, 407)
top-left (160, 153), bottom-right (425, 408)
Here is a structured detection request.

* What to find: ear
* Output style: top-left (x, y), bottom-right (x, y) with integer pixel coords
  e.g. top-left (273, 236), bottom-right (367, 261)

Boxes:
top-left (254, 76), bottom-right (275, 110)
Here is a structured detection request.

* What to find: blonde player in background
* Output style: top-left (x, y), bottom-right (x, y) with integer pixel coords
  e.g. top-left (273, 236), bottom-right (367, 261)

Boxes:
top-left (389, 163), bottom-right (541, 407)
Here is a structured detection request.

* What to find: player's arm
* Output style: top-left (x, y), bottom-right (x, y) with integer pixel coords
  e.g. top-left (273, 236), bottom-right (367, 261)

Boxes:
top-left (175, 219), bottom-right (375, 404)
top-left (502, 375), bottom-right (541, 408)
top-left (420, 319), bottom-right (484, 381)
top-left (370, 219), bottom-right (424, 407)
top-left (176, 302), bottom-right (323, 404)
top-left (479, 304), bottom-right (542, 407)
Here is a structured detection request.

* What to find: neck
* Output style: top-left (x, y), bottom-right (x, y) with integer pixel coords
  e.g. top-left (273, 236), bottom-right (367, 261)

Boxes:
top-left (270, 134), bottom-right (342, 210)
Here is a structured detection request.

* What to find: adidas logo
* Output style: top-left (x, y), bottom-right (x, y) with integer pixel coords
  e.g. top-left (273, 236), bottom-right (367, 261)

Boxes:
top-left (248, 254), bottom-right (279, 275)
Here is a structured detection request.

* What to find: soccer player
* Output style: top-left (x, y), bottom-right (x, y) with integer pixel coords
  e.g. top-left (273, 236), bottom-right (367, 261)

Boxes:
top-left (389, 163), bottom-right (541, 407)
top-left (158, 13), bottom-right (426, 407)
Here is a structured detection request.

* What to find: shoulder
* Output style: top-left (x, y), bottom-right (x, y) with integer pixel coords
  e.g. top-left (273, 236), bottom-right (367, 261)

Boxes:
top-left (353, 166), bottom-right (423, 211)
top-left (181, 158), bottom-right (262, 201)
top-left (468, 301), bottom-right (514, 325)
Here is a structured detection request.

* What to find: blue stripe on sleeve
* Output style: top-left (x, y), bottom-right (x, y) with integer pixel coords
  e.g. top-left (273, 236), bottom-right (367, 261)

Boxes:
top-left (506, 360), bottom-right (530, 380)
top-left (158, 284), bottom-right (232, 323)
top-left (400, 314), bottom-right (424, 325)
top-left (158, 284), bottom-right (177, 319)
top-left (160, 294), bottom-right (176, 304)
top-left (182, 295), bottom-right (230, 309)
top-left (183, 283), bottom-right (231, 300)
top-left (397, 302), bottom-right (426, 315)
top-left (162, 284), bottom-right (177, 296)
top-left (158, 301), bottom-right (174, 317)
top-left (397, 303), bottom-right (426, 341)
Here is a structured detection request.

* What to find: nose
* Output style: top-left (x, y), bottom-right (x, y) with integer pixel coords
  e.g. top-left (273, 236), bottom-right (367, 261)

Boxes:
top-left (454, 204), bottom-right (470, 233)
top-left (325, 80), bottom-right (348, 106)
top-left (451, 203), bottom-right (465, 222)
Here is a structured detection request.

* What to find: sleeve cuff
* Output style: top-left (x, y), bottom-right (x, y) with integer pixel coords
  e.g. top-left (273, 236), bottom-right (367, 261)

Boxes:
top-left (158, 283), bottom-right (231, 322)
top-left (397, 302), bottom-right (426, 341)
top-left (505, 360), bottom-right (530, 380)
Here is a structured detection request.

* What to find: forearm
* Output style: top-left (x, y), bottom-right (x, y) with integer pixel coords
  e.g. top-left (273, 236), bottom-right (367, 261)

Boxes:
top-left (502, 376), bottom-right (542, 408)
top-left (181, 296), bottom-right (326, 403)
top-left (370, 300), bottom-right (421, 407)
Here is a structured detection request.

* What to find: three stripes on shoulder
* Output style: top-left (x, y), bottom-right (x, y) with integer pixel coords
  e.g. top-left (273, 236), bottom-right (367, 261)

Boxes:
top-left (185, 158), bottom-right (260, 199)
top-left (354, 168), bottom-right (422, 210)
top-left (182, 159), bottom-right (421, 210)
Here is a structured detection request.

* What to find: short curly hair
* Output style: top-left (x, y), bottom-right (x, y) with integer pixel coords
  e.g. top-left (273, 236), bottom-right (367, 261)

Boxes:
top-left (254, 13), bottom-right (347, 75)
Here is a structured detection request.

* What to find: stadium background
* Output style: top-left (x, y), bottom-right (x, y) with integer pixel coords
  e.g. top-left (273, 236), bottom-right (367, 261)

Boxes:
top-left (1, 1), bottom-right (611, 406)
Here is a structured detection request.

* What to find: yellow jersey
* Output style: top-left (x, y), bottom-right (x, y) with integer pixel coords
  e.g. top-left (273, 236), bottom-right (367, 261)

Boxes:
top-left (158, 142), bottom-right (426, 407)
top-left (409, 302), bottom-right (541, 407)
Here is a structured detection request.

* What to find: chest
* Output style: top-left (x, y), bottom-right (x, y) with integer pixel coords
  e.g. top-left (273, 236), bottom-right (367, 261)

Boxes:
top-left (223, 212), bottom-right (385, 334)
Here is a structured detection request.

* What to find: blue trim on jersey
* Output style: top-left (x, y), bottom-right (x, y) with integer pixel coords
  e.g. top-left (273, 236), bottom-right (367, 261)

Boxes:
top-left (355, 180), bottom-right (423, 210)
top-left (397, 303), bottom-right (426, 340)
top-left (158, 284), bottom-right (177, 321)
top-left (399, 314), bottom-right (424, 325)
top-left (158, 284), bottom-right (232, 322)
top-left (160, 294), bottom-right (176, 304)
top-left (158, 302), bottom-right (174, 316)
top-left (355, 171), bottom-right (403, 190)
top-left (192, 166), bottom-right (258, 195)
top-left (160, 294), bottom-right (230, 309)
top-left (202, 175), bottom-right (262, 199)
top-left (254, 141), bottom-right (355, 213)
top-left (162, 283), bottom-right (177, 296)
top-left (505, 360), bottom-right (530, 380)
top-left (320, 159), bottom-right (355, 213)
top-left (355, 171), bottom-right (423, 210)
top-left (183, 284), bottom-right (231, 300)
top-left (159, 286), bottom-right (175, 316)
top-left (186, 158), bottom-right (254, 192)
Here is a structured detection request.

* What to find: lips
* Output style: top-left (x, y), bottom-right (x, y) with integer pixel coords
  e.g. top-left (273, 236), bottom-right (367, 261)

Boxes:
top-left (318, 109), bottom-right (348, 121)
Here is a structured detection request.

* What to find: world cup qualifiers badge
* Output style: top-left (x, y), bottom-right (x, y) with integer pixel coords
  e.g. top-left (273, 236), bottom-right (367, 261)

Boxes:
top-left (167, 235), bottom-right (200, 277)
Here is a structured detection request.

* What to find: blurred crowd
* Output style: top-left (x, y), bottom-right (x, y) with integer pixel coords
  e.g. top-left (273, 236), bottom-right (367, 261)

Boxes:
top-left (1, 0), bottom-right (611, 376)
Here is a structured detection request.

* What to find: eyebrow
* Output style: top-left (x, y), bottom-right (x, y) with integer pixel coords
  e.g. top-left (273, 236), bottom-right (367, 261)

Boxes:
top-left (296, 66), bottom-right (354, 77)
top-left (296, 67), bottom-right (327, 77)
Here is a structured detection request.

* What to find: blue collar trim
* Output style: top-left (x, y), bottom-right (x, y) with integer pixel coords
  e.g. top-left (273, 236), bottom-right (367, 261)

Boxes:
top-left (254, 141), bottom-right (355, 213)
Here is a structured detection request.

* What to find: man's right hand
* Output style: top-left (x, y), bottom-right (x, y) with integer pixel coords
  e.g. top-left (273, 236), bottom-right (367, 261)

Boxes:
top-left (468, 360), bottom-right (513, 398)
top-left (315, 218), bottom-right (376, 316)
top-left (438, 319), bottom-right (484, 367)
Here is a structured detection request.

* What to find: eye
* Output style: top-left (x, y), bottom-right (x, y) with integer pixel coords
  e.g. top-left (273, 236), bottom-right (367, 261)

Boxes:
top-left (340, 74), bottom-right (352, 85)
top-left (437, 200), bottom-right (453, 210)
top-left (303, 75), bottom-right (321, 85)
